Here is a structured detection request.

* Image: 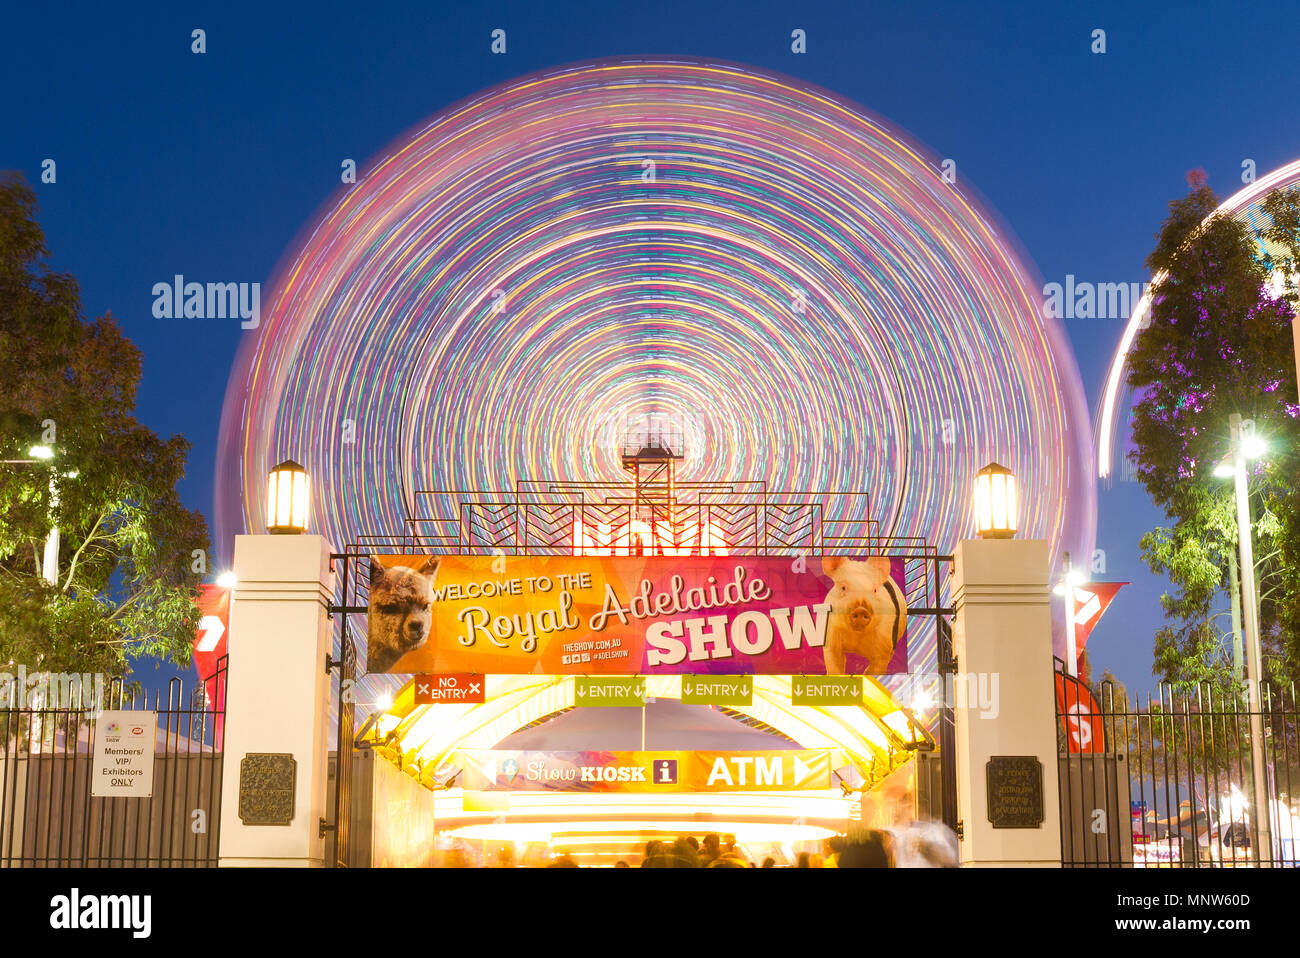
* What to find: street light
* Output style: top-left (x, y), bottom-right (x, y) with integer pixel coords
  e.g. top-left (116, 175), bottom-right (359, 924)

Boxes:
top-left (1214, 412), bottom-right (1273, 866)
top-left (973, 462), bottom-right (1017, 539)
top-left (1, 446), bottom-right (62, 584)
top-left (267, 459), bottom-right (310, 534)
top-left (1053, 557), bottom-right (1086, 676)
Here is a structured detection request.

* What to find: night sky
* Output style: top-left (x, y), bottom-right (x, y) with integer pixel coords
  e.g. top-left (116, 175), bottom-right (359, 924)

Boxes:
top-left (4, 0), bottom-right (1297, 692)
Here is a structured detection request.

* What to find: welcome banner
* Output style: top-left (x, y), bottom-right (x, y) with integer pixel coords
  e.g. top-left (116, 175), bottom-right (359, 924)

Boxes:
top-left (367, 555), bottom-right (908, 675)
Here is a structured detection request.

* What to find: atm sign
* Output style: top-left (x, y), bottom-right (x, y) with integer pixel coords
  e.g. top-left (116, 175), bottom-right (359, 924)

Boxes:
top-left (414, 673), bottom-right (485, 704)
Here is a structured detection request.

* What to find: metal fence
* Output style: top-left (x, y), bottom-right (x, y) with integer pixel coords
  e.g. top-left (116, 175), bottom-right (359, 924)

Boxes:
top-left (0, 659), bottom-right (227, 867)
top-left (1056, 661), bottom-right (1300, 867)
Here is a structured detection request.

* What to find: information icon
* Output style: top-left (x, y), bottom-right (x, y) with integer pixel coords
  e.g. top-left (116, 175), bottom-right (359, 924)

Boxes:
top-left (652, 759), bottom-right (677, 785)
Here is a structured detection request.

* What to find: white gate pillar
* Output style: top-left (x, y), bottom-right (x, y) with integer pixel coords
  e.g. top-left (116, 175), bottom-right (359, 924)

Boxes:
top-left (218, 534), bottom-right (335, 867)
top-left (951, 538), bottom-right (1061, 867)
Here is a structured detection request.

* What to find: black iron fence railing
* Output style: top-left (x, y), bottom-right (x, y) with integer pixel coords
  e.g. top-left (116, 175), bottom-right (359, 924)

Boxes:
top-left (0, 658), bottom-right (227, 867)
top-left (1055, 659), bottom-right (1299, 868)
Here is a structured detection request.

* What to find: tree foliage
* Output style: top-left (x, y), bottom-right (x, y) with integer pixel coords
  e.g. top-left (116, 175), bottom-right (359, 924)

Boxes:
top-left (0, 174), bottom-right (209, 676)
top-left (1127, 174), bottom-right (1300, 690)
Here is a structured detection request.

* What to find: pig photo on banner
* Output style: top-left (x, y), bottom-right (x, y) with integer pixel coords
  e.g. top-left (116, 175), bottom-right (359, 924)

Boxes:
top-left (366, 554), bottom-right (908, 676)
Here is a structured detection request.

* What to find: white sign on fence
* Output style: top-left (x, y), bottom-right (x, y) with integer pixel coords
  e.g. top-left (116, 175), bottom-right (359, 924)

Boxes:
top-left (91, 711), bottom-right (156, 798)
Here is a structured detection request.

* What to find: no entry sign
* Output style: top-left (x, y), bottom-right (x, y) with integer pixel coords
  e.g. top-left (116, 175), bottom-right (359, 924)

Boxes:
top-left (414, 673), bottom-right (485, 704)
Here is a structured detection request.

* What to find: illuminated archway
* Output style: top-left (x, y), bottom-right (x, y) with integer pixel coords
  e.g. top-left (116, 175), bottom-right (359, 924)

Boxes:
top-left (361, 673), bottom-right (928, 860)
top-left (366, 673), bottom-right (927, 789)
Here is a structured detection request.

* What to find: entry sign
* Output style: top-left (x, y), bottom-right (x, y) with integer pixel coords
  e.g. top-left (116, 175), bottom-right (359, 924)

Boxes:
top-left (575, 676), bottom-right (646, 706)
top-left (414, 673), bottom-right (485, 704)
top-left (791, 675), bottom-right (862, 706)
top-left (91, 711), bottom-right (156, 798)
top-left (682, 674), bottom-right (752, 706)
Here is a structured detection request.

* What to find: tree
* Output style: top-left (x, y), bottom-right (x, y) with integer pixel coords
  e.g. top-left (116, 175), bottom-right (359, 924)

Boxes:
top-left (1126, 171), bottom-right (1300, 691)
top-left (0, 174), bottom-right (209, 677)
top-left (1258, 188), bottom-right (1300, 686)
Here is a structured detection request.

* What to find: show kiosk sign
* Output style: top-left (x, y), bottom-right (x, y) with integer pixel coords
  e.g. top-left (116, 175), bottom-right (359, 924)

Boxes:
top-left (368, 555), bottom-right (908, 676)
top-left (458, 749), bottom-right (833, 792)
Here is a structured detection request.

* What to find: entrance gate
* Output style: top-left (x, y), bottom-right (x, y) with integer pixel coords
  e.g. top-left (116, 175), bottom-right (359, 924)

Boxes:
top-left (322, 479), bottom-right (957, 866)
top-left (0, 661), bottom-right (227, 867)
top-left (1055, 661), bottom-right (1299, 867)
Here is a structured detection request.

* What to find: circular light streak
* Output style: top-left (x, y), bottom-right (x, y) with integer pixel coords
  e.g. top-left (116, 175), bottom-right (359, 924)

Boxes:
top-left (216, 58), bottom-right (1095, 683)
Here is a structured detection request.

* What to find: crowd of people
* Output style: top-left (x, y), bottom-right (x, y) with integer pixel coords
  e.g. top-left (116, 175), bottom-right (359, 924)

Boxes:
top-left (632, 832), bottom-right (750, 867)
top-left (542, 820), bottom-right (959, 868)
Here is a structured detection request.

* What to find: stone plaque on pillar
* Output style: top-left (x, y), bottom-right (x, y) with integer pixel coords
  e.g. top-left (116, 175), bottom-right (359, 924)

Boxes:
top-left (985, 755), bottom-right (1044, 828)
top-left (238, 753), bottom-right (297, 826)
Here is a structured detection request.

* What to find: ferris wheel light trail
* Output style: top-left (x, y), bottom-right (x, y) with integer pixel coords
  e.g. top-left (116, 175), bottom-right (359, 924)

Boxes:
top-left (216, 58), bottom-right (1095, 683)
top-left (1097, 158), bottom-right (1300, 479)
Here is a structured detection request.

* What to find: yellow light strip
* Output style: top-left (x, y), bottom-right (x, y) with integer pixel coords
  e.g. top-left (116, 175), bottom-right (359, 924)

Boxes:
top-left (377, 672), bottom-right (920, 785)
top-left (445, 820), bottom-right (837, 844)
top-left (428, 787), bottom-right (858, 823)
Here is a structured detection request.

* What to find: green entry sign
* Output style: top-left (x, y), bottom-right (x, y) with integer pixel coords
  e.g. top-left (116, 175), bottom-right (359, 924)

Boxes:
top-left (681, 674), bottom-right (753, 706)
top-left (791, 675), bottom-right (863, 706)
top-left (574, 676), bottom-right (647, 706)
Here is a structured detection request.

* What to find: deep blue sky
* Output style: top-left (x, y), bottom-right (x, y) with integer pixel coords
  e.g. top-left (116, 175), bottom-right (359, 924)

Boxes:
top-left (4, 0), bottom-right (1297, 692)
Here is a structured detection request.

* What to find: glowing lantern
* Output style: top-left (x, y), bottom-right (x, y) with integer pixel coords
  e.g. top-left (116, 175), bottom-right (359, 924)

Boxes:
top-left (267, 459), bottom-right (310, 534)
top-left (973, 462), bottom-right (1017, 540)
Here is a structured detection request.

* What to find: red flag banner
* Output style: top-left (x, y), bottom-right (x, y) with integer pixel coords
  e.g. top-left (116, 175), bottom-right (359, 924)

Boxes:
top-left (1055, 671), bottom-right (1105, 753)
top-left (1070, 581), bottom-right (1126, 671)
top-left (193, 585), bottom-right (230, 744)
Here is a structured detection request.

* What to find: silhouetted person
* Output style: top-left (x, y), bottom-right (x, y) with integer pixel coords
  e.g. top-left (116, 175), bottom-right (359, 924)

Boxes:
top-left (761, 857), bottom-right (776, 868)
top-left (701, 833), bottom-right (721, 865)
top-left (838, 830), bottom-right (892, 868)
top-left (640, 840), bottom-right (665, 868)
top-left (668, 837), bottom-right (700, 867)
top-left (890, 819), bottom-right (958, 867)
top-left (707, 856), bottom-right (747, 868)
top-left (719, 833), bottom-right (748, 865)
top-left (822, 836), bottom-right (844, 867)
